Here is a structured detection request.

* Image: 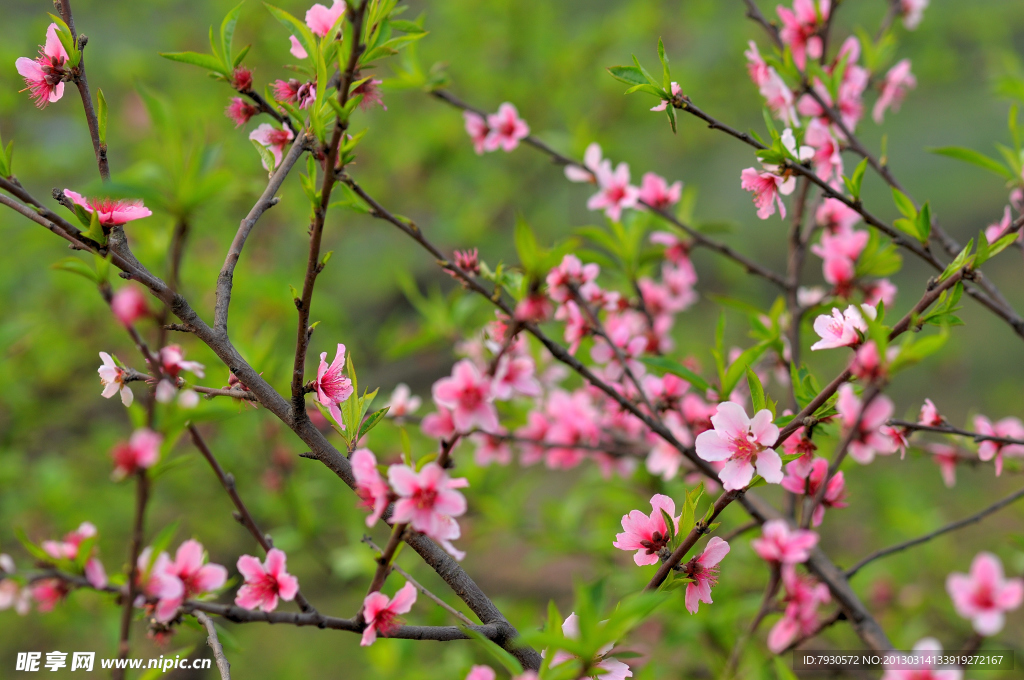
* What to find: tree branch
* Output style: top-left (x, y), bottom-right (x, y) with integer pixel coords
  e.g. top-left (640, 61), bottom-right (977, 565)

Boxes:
top-left (193, 611), bottom-right (232, 680)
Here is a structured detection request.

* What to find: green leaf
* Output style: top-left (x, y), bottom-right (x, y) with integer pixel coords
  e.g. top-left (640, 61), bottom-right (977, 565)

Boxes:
top-left (844, 157), bottom-right (868, 200)
top-left (928, 146), bottom-right (1016, 181)
top-left (891, 188), bottom-right (917, 220)
top-left (631, 54), bottom-right (661, 88)
top-left (357, 407), bottom-right (389, 440)
top-left (160, 51), bottom-right (230, 76)
top-left (977, 230), bottom-right (1018, 266)
top-left (855, 229), bottom-right (902, 278)
top-left (775, 656), bottom-right (800, 680)
top-left (721, 341), bottom-right (770, 397)
top-left (746, 367), bottom-right (766, 413)
top-left (514, 215), bottom-right (540, 275)
top-left (639, 356), bottom-right (712, 394)
top-left (47, 14), bottom-right (80, 67)
top-left (915, 201), bottom-right (932, 243)
top-left (95, 89), bottom-right (108, 147)
top-left (51, 257), bottom-right (100, 284)
top-left (220, 1), bottom-right (246, 68)
top-left (251, 138), bottom-right (277, 173)
top-left (607, 65), bottom-right (647, 87)
top-left (939, 240), bottom-right (974, 282)
top-left (657, 38), bottom-right (671, 92)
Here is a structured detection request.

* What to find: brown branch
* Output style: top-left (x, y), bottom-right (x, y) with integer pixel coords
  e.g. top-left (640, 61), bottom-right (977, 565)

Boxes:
top-left (723, 565), bottom-right (781, 679)
top-left (193, 611), bottom-right (231, 680)
top-left (114, 470), bottom-right (149, 678)
top-left (845, 484), bottom-right (1024, 578)
top-left (887, 419), bottom-right (1024, 447)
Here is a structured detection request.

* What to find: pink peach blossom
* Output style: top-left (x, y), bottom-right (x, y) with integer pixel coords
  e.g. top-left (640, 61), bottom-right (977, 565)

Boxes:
top-left (305, 0), bottom-right (345, 37)
top-left (472, 431), bottom-right (513, 466)
top-left (386, 383), bottom-right (421, 419)
top-left (759, 68), bottom-right (799, 126)
top-left (289, 35), bottom-right (309, 59)
top-left (351, 449), bottom-right (390, 527)
top-left (984, 206), bottom-right (1017, 245)
top-left (546, 254), bottom-right (601, 304)
top-left (767, 568), bottom-right (831, 653)
top-left (881, 637), bottom-right (962, 680)
top-left (167, 540), bottom-right (227, 600)
top-left (613, 494), bottom-right (680, 566)
top-left (873, 59), bottom-right (916, 124)
top-left (837, 385), bottom-right (898, 464)
top-left (777, 0), bottom-right (830, 69)
top-left (313, 343), bottom-right (354, 430)
top-left (551, 613), bottom-right (633, 680)
top-left (421, 405), bottom-right (457, 439)
top-left (352, 78), bottom-right (386, 110)
top-left (30, 578), bottom-right (67, 612)
top-left (515, 293), bottom-right (553, 323)
top-left (973, 415), bottom-right (1024, 477)
top-left (864, 279), bottom-right (898, 309)
top-left (111, 286), bottom-right (149, 326)
top-left (464, 111), bottom-right (490, 155)
top-left (136, 548), bottom-right (185, 622)
top-left (752, 519), bottom-right (819, 565)
top-left (564, 142), bottom-right (606, 183)
top-left (695, 402), bottom-right (783, 490)
top-left (159, 344), bottom-right (205, 379)
top-left (650, 81), bottom-right (681, 112)
top-left (249, 123), bottom-right (295, 170)
top-left (803, 119), bottom-right (844, 182)
top-left (388, 462), bottom-right (469, 541)
top-left (98, 352), bottom-right (133, 407)
top-left (111, 428), bottom-right (163, 480)
top-left (919, 398), bottom-right (944, 427)
top-left (431, 360), bottom-right (498, 432)
top-left (810, 305), bottom-right (872, 350)
top-left (780, 458), bottom-right (847, 526)
top-left (63, 190), bottom-right (153, 226)
top-left (928, 443), bottom-right (959, 488)
top-left (682, 537), bottom-right (731, 614)
top-left (744, 41), bottom-right (770, 88)
top-left (741, 167), bottom-right (795, 220)
top-left (15, 24), bottom-right (69, 108)
top-left (492, 355), bottom-right (542, 400)
top-left (899, 0), bottom-right (930, 30)
top-left (361, 581), bottom-right (417, 646)
top-left (946, 552), bottom-right (1023, 636)
top-left (816, 198), bottom-right (862, 233)
top-left (235, 548), bottom-right (299, 613)
top-left (225, 97), bottom-right (258, 127)
top-left (588, 162), bottom-right (640, 221)
top-left (638, 172), bottom-right (683, 210)
top-left (484, 103), bottom-right (530, 152)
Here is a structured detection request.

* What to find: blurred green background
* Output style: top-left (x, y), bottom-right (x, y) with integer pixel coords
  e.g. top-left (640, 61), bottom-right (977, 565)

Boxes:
top-left (1, 0), bottom-right (1024, 677)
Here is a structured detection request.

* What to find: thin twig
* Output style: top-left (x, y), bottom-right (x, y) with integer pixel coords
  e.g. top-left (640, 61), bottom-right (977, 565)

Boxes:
top-left (887, 419), bottom-right (1024, 447)
top-left (193, 611), bottom-right (231, 680)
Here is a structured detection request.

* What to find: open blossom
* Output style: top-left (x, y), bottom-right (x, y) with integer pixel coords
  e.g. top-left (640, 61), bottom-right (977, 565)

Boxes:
top-left (695, 402), bottom-right (783, 490)
top-left (919, 398), bottom-right (944, 427)
top-left (873, 59), bottom-right (916, 124)
top-left (111, 428), bottom-right (163, 480)
top-left (98, 352), bottom-right (133, 406)
top-left (900, 0), bottom-right (930, 31)
top-left (159, 344), bottom-right (205, 379)
top-left (810, 305), bottom-right (873, 350)
top-left (797, 37), bottom-right (868, 132)
top-left (650, 81), bottom-right (681, 111)
top-left (613, 494), bottom-right (679, 566)
top-left (565, 142), bottom-right (606, 183)
top-left (63, 190), bottom-right (152, 226)
top-left (515, 293), bottom-right (553, 323)
top-left (552, 613), bottom-right (633, 680)
top-left (588, 161), bottom-right (640, 221)
top-left (946, 552), bottom-right (1023, 636)
top-left (865, 279), bottom-right (898, 309)
top-left (837, 385), bottom-right (898, 464)
top-left (136, 548), bottom-right (185, 622)
top-left (42, 522), bottom-right (107, 589)
top-left (111, 286), bottom-right (149, 326)
top-left (492, 355), bottom-right (542, 400)
top-left (463, 112), bottom-right (490, 155)
top-left (752, 520), bottom-right (819, 565)
top-left (351, 449), bottom-right (390, 527)
top-left (388, 462), bottom-right (469, 542)
top-left (741, 167), bottom-right (795, 220)
top-left (546, 254), bottom-right (600, 303)
top-left (816, 197), bottom-right (861, 233)
top-left (682, 537), bottom-right (731, 614)
top-left (313, 344), bottom-right (354, 430)
top-left (386, 383), bottom-right (421, 419)
top-left (235, 549), bottom-right (299, 613)
top-left (305, 0), bottom-right (345, 37)
top-left (432, 359), bottom-right (498, 432)
top-left (638, 172), bottom-right (683, 210)
top-left (760, 68), bottom-right (799, 126)
top-left (361, 581), bottom-right (417, 646)
top-left (803, 119), bottom-right (843, 183)
top-left (166, 540), bottom-right (227, 601)
top-left (484, 103), bottom-right (529, 152)
top-left (777, 0), bottom-right (830, 69)
top-left (472, 431), bottom-right (513, 466)
top-left (767, 569), bottom-right (831, 653)
top-left (31, 578), bottom-right (68, 612)
top-left (973, 415), bottom-right (1024, 477)
top-left (882, 638), bottom-right (962, 680)
top-left (744, 41), bottom-right (770, 87)
top-left (781, 459), bottom-right (847, 527)
top-left (421, 405), bottom-right (457, 439)
top-left (249, 123), bottom-right (295, 170)
top-left (226, 98), bottom-right (258, 127)
top-left (15, 23), bottom-right (69, 108)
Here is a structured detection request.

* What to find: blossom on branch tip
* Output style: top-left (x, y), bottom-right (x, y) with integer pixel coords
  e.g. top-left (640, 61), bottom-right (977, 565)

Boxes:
top-left (98, 352), bottom-right (133, 406)
top-left (740, 167), bottom-right (795, 220)
top-left (919, 398), bottom-right (944, 427)
top-left (15, 24), bottom-right (69, 108)
top-left (432, 359), bottom-right (498, 432)
top-left (973, 415), bottom-right (1024, 477)
top-left (249, 123), bottom-right (295, 170)
top-left (946, 552), bottom-right (1023, 636)
top-left (682, 537), bottom-right (730, 614)
top-left (752, 519), bottom-right (819, 565)
top-left (235, 548), bottom-right (299, 613)
top-left (63, 190), bottom-right (153, 226)
top-left (873, 59), bottom-right (916, 124)
top-left (388, 462), bottom-right (468, 542)
top-left (111, 428), bottom-right (162, 480)
top-left (360, 581), bottom-right (417, 646)
top-left (613, 494), bottom-right (679, 566)
top-left (484, 103), bottom-right (530, 152)
top-left (588, 161), bottom-right (640, 222)
top-left (313, 343), bottom-right (354, 430)
top-left (651, 82), bottom-right (681, 111)
top-left (305, 0), bottom-right (346, 37)
top-left (695, 402), bottom-right (783, 490)
top-left (226, 98), bottom-right (258, 127)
